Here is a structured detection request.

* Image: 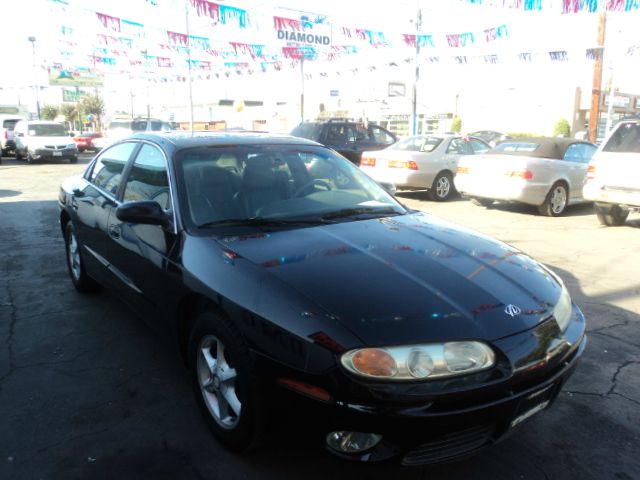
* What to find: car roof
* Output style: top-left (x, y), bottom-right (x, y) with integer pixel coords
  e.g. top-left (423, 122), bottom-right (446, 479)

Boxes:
top-left (128, 131), bottom-right (324, 149)
top-left (489, 137), bottom-right (595, 159)
top-left (20, 120), bottom-right (64, 125)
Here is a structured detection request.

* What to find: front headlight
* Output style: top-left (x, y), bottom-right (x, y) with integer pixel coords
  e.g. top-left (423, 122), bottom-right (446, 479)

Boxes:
top-left (553, 285), bottom-right (573, 332)
top-left (341, 341), bottom-right (495, 381)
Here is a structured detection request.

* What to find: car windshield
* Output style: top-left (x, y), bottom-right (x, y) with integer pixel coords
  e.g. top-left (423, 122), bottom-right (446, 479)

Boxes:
top-left (603, 122), bottom-right (640, 153)
top-left (290, 123), bottom-right (324, 141)
top-left (175, 144), bottom-right (406, 230)
top-left (30, 124), bottom-right (67, 136)
top-left (390, 136), bottom-right (443, 152)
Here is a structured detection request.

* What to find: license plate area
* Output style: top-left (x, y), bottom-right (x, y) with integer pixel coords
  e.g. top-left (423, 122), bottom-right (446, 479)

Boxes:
top-left (510, 383), bottom-right (556, 429)
top-left (53, 151), bottom-right (63, 157)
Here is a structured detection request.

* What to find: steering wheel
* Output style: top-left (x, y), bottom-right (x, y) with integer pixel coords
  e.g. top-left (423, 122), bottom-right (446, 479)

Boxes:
top-left (293, 179), bottom-right (333, 197)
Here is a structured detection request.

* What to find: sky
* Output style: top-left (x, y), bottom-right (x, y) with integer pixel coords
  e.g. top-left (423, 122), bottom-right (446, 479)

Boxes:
top-left (1, 0), bottom-right (639, 132)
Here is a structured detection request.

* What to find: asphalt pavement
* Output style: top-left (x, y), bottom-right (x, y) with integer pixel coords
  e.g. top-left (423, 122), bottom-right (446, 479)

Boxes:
top-left (0, 153), bottom-right (639, 480)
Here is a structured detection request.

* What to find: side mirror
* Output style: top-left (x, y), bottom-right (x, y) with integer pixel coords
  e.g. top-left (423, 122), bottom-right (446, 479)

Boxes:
top-left (69, 132), bottom-right (74, 137)
top-left (116, 201), bottom-right (170, 228)
top-left (379, 181), bottom-right (397, 196)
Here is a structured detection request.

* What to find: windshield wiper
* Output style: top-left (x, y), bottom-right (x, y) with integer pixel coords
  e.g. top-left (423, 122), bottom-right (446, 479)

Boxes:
top-left (197, 216), bottom-right (331, 229)
top-left (321, 207), bottom-right (403, 220)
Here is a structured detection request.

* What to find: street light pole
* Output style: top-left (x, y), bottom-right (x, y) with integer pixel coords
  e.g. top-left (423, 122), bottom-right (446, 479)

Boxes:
top-left (28, 36), bottom-right (41, 119)
top-left (411, 7), bottom-right (422, 136)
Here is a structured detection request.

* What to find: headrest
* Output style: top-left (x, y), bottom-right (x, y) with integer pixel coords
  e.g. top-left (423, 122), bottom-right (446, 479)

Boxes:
top-left (242, 160), bottom-right (278, 189)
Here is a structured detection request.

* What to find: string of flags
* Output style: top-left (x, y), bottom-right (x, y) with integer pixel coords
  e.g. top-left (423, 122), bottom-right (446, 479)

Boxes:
top-left (459, 0), bottom-right (640, 12)
top-left (45, 0), bottom-right (640, 85)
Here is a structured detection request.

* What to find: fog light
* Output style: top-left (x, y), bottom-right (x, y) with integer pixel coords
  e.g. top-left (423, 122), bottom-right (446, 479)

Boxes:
top-left (326, 431), bottom-right (382, 454)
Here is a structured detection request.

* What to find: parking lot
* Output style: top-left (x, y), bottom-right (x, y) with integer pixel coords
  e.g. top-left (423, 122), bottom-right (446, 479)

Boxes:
top-left (0, 153), bottom-right (639, 480)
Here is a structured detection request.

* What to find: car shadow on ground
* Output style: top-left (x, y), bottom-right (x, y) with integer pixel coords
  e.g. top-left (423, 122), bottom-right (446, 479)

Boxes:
top-left (395, 190), bottom-right (467, 203)
top-left (474, 201), bottom-right (596, 218)
top-left (0, 189), bottom-right (21, 198)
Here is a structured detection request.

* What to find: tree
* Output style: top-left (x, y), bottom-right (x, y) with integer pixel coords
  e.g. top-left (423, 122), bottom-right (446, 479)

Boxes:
top-left (60, 103), bottom-right (78, 131)
top-left (40, 104), bottom-right (59, 121)
top-left (80, 93), bottom-right (105, 131)
top-left (451, 116), bottom-right (462, 133)
top-left (553, 118), bottom-right (571, 137)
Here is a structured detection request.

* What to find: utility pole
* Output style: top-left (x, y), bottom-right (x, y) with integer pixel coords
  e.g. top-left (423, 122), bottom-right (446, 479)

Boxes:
top-left (411, 7), bottom-right (422, 136)
top-left (300, 57), bottom-right (305, 124)
top-left (185, 0), bottom-right (195, 132)
top-left (28, 36), bottom-right (41, 119)
top-left (588, 12), bottom-right (607, 143)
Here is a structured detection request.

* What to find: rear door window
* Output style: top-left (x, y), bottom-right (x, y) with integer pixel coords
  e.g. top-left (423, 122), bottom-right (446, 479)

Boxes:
top-left (564, 143), bottom-right (597, 163)
top-left (603, 122), bottom-right (640, 153)
top-left (3, 119), bottom-right (20, 130)
top-left (89, 142), bottom-right (138, 196)
top-left (469, 139), bottom-right (490, 153)
top-left (370, 125), bottom-right (396, 146)
top-left (290, 123), bottom-right (323, 141)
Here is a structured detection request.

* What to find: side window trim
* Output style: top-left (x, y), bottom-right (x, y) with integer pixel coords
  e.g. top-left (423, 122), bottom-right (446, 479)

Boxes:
top-left (120, 140), bottom-right (178, 234)
top-left (85, 141), bottom-right (141, 202)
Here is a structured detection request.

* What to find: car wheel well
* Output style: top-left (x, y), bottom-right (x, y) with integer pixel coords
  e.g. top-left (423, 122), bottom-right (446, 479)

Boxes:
top-left (176, 293), bottom-right (221, 365)
top-left (60, 210), bottom-right (71, 236)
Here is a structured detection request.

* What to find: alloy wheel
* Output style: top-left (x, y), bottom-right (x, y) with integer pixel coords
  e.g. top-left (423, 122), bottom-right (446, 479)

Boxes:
top-left (436, 176), bottom-right (451, 199)
top-left (549, 186), bottom-right (567, 214)
top-left (67, 230), bottom-right (81, 281)
top-left (197, 334), bottom-right (242, 429)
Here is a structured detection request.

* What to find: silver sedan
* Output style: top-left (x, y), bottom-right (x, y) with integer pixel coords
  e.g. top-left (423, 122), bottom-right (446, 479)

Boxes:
top-left (454, 138), bottom-right (597, 216)
top-left (359, 134), bottom-right (490, 201)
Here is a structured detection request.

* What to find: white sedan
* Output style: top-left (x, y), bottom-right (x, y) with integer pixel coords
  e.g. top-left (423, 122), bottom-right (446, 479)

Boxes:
top-left (359, 134), bottom-right (490, 201)
top-left (455, 138), bottom-right (597, 216)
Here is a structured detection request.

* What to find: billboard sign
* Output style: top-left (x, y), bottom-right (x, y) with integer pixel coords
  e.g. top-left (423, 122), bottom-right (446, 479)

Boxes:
top-left (49, 68), bottom-right (104, 87)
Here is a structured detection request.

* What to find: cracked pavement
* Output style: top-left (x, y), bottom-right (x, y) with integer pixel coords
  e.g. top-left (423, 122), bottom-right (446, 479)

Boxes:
top-left (1, 156), bottom-right (639, 479)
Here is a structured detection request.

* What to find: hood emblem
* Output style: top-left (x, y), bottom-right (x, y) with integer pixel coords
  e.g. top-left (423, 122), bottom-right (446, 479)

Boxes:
top-left (504, 304), bottom-right (522, 317)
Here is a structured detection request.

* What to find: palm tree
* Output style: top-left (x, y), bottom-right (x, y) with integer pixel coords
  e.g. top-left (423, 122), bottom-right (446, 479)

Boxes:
top-left (80, 94), bottom-right (105, 131)
top-left (40, 104), bottom-right (59, 121)
top-left (60, 103), bottom-right (78, 131)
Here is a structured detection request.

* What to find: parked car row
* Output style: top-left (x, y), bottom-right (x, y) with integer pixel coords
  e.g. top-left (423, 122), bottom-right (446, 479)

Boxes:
top-left (290, 118), bottom-right (638, 226)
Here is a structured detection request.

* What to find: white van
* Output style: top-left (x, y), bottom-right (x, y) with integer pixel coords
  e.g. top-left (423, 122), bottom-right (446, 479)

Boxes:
top-left (583, 119), bottom-right (640, 226)
top-left (0, 114), bottom-right (26, 157)
top-left (13, 120), bottom-right (78, 164)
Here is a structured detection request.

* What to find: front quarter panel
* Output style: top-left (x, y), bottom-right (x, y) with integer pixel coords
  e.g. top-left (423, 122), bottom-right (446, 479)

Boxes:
top-left (181, 235), bottom-right (365, 374)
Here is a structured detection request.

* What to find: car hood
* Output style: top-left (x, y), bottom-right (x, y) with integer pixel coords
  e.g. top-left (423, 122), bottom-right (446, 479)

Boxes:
top-left (28, 136), bottom-right (74, 147)
top-left (215, 213), bottom-right (563, 346)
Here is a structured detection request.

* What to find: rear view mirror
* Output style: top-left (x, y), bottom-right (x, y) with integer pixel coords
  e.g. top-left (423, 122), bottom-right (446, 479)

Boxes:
top-left (116, 201), bottom-right (170, 228)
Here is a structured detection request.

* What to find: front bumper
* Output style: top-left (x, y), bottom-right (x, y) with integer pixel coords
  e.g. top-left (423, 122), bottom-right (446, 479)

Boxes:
top-left (261, 307), bottom-right (586, 465)
top-left (33, 147), bottom-right (77, 159)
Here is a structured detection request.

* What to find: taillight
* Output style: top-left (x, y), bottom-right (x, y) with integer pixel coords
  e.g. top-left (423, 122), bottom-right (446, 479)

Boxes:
top-left (4, 130), bottom-right (7, 140)
top-left (457, 166), bottom-right (469, 174)
top-left (388, 160), bottom-right (419, 170)
top-left (587, 163), bottom-right (596, 180)
top-left (360, 157), bottom-right (376, 167)
top-left (505, 169), bottom-right (533, 180)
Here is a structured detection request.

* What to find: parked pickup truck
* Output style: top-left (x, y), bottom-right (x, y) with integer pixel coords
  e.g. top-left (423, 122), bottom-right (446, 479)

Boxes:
top-left (583, 119), bottom-right (640, 226)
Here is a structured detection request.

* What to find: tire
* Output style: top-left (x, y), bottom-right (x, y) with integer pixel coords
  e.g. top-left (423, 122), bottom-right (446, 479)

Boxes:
top-left (595, 203), bottom-right (629, 227)
top-left (25, 148), bottom-right (35, 164)
top-left (188, 311), bottom-right (263, 452)
top-left (428, 171), bottom-right (455, 201)
top-left (470, 197), bottom-right (494, 208)
top-left (538, 182), bottom-right (568, 217)
top-left (15, 148), bottom-right (23, 160)
top-left (64, 222), bottom-right (100, 293)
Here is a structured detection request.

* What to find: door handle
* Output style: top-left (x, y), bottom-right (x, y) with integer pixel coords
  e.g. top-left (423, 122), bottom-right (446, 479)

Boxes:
top-left (108, 224), bottom-right (121, 239)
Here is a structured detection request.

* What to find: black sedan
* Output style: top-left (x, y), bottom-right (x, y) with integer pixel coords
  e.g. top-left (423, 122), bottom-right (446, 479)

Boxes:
top-left (58, 132), bottom-right (585, 465)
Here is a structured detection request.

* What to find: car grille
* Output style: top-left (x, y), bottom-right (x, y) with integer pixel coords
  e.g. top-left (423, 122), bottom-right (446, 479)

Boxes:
top-left (401, 424), bottom-right (495, 466)
top-left (44, 145), bottom-right (68, 149)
